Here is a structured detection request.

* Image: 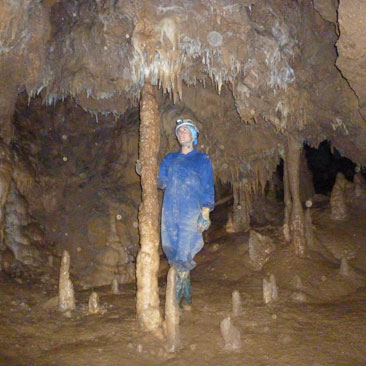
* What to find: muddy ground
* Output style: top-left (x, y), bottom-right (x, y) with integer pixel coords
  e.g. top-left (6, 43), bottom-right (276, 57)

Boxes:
top-left (0, 201), bottom-right (366, 366)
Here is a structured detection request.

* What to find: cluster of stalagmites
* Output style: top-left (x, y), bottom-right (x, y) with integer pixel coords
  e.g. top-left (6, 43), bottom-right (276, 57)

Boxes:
top-left (330, 170), bottom-right (366, 221)
top-left (55, 250), bottom-right (122, 316)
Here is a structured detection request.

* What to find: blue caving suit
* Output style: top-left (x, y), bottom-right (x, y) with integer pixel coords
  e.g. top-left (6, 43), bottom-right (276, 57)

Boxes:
top-left (158, 148), bottom-right (215, 272)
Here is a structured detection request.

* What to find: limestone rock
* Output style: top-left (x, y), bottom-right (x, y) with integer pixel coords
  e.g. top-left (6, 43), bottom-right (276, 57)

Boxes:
top-left (220, 317), bottom-right (242, 351)
top-left (313, 0), bottom-right (338, 23)
top-left (249, 230), bottom-right (275, 270)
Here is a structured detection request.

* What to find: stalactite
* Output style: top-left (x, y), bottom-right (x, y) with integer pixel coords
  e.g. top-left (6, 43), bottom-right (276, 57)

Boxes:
top-left (287, 135), bottom-right (306, 257)
top-left (136, 82), bottom-right (163, 334)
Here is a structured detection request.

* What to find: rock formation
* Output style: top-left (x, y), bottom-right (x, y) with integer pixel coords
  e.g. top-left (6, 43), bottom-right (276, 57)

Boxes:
top-left (220, 317), bottom-right (242, 351)
top-left (330, 173), bottom-right (348, 221)
top-left (88, 292), bottom-right (100, 314)
top-left (164, 267), bottom-right (181, 353)
top-left (263, 274), bottom-right (278, 304)
top-left (249, 230), bottom-right (275, 270)
top-left (58, 250), bottom-right (75, 313)
top-left (231, 290), bottom-right (242, 318)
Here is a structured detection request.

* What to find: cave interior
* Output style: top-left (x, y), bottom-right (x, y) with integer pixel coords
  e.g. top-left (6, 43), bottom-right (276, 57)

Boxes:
top-left (1, 0), bottom-right (366, 365)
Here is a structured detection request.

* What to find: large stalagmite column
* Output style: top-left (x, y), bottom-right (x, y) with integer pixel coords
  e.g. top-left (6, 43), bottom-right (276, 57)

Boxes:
top-left (287, 135), bottom-right (306, 257)
top-left (136, 83), bottom-right (163, 332)
top-left (282, 155), bottom-right (292, 243)
top-left (0, 85), bottom-right (16, 248)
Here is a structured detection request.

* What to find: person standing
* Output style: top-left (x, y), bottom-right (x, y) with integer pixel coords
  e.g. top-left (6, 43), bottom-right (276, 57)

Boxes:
top-left (158, 119), bottom-right (214, 309)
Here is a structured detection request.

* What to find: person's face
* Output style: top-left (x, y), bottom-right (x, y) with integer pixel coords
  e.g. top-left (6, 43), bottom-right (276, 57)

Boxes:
top-left (177, 126), bottom-right (193, 146)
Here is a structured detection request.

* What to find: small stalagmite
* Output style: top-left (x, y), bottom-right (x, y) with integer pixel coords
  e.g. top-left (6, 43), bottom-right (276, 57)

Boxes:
top-left (58, 250), bottom-right (76, 313)
top-left (248, 230), bottom-right (275, 270)
top-left (353, 169), bottom-right (366, 198)
top-left (232, 290), bottom-right (242, 317)
top-left (263, 274), bottom-right (278, 304)
top-left (304, 201), bottom-right (315, 248)
top-left (339, 257), bottom-right (352, 277)
top-left (330, 173), bottom-right (348, 221)
top-left (220, 317), bottom-right (242, 351)
top-left (164, 267), bottom-right (181, 353)
top-left (88, 291), bottom-right (100, 314)
top-left (111, 278), bottom-right (120, 294)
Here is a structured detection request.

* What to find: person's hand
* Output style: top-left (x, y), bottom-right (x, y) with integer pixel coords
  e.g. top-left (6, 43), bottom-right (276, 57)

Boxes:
top-left (197, 207), bottom-right (211, 233)
top-left (135, 160), bottom-right (142, 176)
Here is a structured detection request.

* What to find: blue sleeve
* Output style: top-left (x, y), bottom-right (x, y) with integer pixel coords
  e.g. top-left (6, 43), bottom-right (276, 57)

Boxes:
top-left (157, 155), bottom-right (169, 189)
top-left (200, 155), bottom-right (215, 210)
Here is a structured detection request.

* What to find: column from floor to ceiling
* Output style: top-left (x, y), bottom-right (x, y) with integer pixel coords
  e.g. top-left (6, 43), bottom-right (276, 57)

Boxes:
top-left (136, 83), bottom-right (163, 332)
top-left (286, 134), bottom-right (306, 257)
top-left (282, 151), bottom-right (292, 243)
top-left (0, 84), bottom-right (16, 247)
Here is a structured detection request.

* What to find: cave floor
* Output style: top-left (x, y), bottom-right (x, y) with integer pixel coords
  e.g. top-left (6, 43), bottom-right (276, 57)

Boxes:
top-left (1, 204), bottom-right (366, 366)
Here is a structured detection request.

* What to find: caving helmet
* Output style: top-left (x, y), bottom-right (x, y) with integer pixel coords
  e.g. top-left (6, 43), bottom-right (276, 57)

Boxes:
top-left (175, 119), bottom-right (199, 146)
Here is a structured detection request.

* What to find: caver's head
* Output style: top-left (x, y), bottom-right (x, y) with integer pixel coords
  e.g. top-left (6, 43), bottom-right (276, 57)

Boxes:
top-left (175, 119), bottom-right (199, 147)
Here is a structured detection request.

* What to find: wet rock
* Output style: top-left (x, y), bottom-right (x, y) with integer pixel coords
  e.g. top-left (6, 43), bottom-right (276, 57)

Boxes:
top-left (58, 250), bottom-right (75, 313)
top-left (231, 290), bottom-right (242, 317)
top-left (249, 230), bottom-right (275, 270)
top-left (88, 291), bottom-right (100, 314)
top-left (330, 173), bottom-right (348, 221)
top-left (263, 274), bottom-right (278, 304)
top-left (220, 317), bottom-right (242, 351)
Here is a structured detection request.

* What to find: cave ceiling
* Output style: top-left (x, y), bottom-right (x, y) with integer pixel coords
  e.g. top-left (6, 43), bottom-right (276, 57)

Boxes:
top-left (1, 0), bottom-right (366, 165)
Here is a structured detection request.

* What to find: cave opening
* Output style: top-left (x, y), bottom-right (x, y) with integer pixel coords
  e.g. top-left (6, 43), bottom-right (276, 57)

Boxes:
top-left (304, 140), bottom-right (357, 196)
